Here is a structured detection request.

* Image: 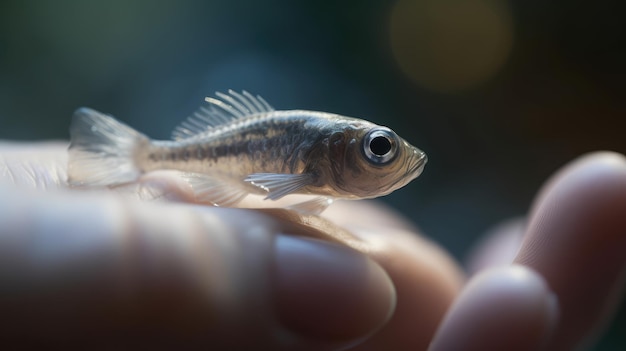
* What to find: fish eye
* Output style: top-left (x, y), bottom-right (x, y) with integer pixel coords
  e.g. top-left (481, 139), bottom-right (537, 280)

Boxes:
top-left (362, 128), bottom-right (399, 165)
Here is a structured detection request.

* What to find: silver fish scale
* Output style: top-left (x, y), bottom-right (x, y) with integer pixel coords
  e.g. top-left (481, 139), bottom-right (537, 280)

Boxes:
top-left (138, 112), bottom-right (340, 179)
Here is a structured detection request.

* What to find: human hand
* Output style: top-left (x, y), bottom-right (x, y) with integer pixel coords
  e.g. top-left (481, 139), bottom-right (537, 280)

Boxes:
top-left (0, 142), bottom-right (624, 350)
top-left (0, 142), bottom-right (459, 350)
top-left (428, 151), bottom-right (626, 351)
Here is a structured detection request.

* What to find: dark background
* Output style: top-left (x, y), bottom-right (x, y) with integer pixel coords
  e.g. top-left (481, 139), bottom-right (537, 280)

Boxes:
top-left (1, 0), bottom-right (624, 348)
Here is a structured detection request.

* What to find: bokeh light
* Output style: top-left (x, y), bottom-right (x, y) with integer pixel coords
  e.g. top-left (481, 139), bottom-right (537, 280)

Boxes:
top-left (390, 0), bottom-right (513, 92)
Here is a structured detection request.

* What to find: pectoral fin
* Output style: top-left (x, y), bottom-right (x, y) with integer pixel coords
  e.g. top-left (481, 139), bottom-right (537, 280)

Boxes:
top-left (183, 172), bottom-right (248, 207)
top-left (244, 173), bottom-right (314, 200)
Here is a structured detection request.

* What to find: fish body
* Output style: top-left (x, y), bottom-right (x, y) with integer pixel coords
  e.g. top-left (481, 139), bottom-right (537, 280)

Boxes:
top-left (68, 90), bottom-right (427, 213)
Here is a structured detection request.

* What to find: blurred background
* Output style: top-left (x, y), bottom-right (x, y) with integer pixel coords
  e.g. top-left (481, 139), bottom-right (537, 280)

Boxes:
top-left (0, 0), bottom-right (624, 348)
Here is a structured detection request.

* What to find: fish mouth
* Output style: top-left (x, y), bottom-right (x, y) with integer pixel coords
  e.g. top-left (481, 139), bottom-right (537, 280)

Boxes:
top-left (408, 149), bottom-right (427, 178)
top-left (373, 148), bottom-right (426, 197)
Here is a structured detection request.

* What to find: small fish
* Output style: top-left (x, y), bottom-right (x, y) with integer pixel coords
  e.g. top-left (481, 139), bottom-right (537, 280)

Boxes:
top-left (68, 90), bottom-right (427, 214)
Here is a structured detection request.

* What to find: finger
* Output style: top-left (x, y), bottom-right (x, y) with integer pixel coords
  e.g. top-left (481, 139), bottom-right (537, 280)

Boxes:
top-left (322, 201), bottom-right (465, 351)
top-left (514, 152), bottom-right (626, 350)
top-left (428, 265), bottom-right (558, 351)
top-left (0, 187), bottom-right (395, 350)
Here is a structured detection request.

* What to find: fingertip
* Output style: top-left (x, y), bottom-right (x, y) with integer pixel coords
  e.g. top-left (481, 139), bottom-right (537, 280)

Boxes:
top-left (530, 151), bottom-right (626, 215)
top-left (339, 226), bottom-right (464, 350)
top-left (581, 151), bottom-right (626, 165)
top-left (273, 200), bottom-right (465, 350)
top-left (272, 235), bottom-right (396, 347)
top-left (515, 151), bottom-right (626, 349)
top-left (429, 265), bottom-right (558, 351)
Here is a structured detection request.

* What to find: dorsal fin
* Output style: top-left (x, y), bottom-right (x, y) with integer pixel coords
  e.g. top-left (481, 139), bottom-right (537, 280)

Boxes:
top-left (172, 90), bottom-right (275, 140)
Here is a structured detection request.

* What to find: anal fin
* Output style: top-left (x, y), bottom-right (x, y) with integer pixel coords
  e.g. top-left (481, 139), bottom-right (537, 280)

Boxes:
top-left (287, 197), bottom-right (334, 215)
top-left (182, 172), bottom-right (248, 207)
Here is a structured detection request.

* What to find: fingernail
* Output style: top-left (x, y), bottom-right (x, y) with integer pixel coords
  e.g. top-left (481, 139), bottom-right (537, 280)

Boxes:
top-left (272, 235), bottom-right (395, 344)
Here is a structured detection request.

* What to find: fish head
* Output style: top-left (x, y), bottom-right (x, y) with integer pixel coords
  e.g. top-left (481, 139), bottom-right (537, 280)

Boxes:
top-left (321, 124), bottom-right (427, 199)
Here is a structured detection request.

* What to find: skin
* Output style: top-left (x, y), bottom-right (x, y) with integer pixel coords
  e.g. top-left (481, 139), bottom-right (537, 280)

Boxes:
top-left (0, 142), bottom-right (624, 350)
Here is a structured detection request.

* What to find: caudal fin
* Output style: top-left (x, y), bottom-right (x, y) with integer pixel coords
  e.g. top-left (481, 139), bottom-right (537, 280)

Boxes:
top-left (68, 107), bottom-right (149, 187)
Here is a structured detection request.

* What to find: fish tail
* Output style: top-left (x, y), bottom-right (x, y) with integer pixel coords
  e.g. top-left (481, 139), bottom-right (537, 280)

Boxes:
top-left (68, 107), bottom-right (149, 187)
